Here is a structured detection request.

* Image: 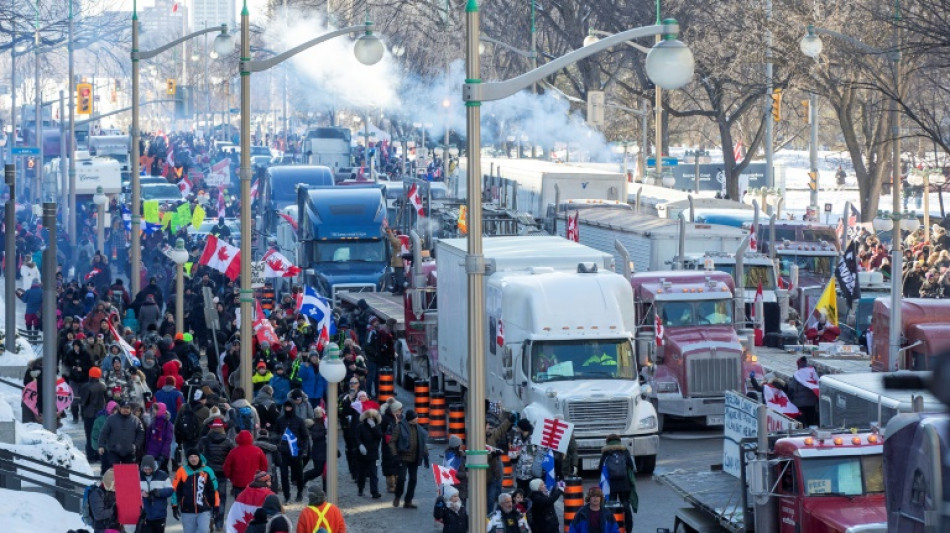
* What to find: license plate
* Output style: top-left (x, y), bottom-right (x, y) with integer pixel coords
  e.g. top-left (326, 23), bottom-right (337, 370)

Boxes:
top-left (706, 415), bottom-right (725, 426)
top-left (582, 458), bottom-right (600, 470)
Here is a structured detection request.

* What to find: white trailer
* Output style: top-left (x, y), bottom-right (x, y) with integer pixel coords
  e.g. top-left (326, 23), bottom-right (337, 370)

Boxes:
top-left (435, 236), bottom-right (660, 472)
top-left (819, 372), bottom-right (945, 429)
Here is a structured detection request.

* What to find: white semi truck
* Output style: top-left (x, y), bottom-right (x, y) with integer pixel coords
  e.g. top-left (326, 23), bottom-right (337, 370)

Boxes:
top-left (435, 236), bottom-right (660, 472)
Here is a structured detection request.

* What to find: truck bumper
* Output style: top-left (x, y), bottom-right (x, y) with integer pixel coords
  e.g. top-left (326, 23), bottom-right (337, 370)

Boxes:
top-left (657, 395), bottom-right (726, 425)
top-left (576, 433), bottom-right (660, 469)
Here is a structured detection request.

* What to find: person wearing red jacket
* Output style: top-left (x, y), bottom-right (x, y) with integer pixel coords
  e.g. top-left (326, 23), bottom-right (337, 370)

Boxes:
top-left (159, 361), bottom-right (184, 391)
top-left (223, 430), bottom-right (269, 497)
top-left (804, 311), bottom-right (840, 345)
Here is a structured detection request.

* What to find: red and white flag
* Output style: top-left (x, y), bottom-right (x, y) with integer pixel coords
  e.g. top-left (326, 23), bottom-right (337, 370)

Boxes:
top-left (253, 301), bottom-right (280, 345)
top-left (496, 319), bottom-right (504, 347)
top-left (530, 417), bottom-right (575, 454)
top-left (763, 384), bottom-right (800, 418)
top-left (178, 175), bottom-right (193, 198)
top-left (262, 249), bottom-right (300, 278)
top-left (198, 234), bottom-right (241, 280)
top-left (752, 282), bottom-right (764, 346)
top-left (250, 178), bottom-right (259, 199)
top-left (278, 212), bottom-right (298, 231)
top-left (655, 313), bottom-right (664, 347)
top-left (566, 212), bottom-right (579, 242)
top-left (407, 183), bottom-right (425, 216)
top-left (432, 464), bottom-right (460, 487)
top-left (733, 140), bottom-right (744, 163)
top-left (225, 487), bottom-right (273, 533)
top-left (217, 185), bottom-right (227, 215)
top-left (793, 366), bottom-right (820, 398)
top-left (107, 314), bottom-right (139, 363)
top-left (750, 222), bottom-right (757, 252)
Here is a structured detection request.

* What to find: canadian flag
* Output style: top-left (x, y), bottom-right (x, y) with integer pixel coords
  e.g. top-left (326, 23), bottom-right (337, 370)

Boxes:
top-left (566, 212), bottom-right (579, 242)
top-left (198, 234), bottom-right (241, 281)
top-left (752, 282), bottom-right (764, 346)
top-left (178, 175), bottom-right (193, 198)
top-left (250, 178), bottom-right (259, 199)
top-left (750, 223), bottom-right (757, 252)
top-left (432, 464), bottom-right (460, 487)
top-left (253, 301), bottom-right (280, 345)
top-left (225, 487), bottom-right (272, 533)
top-left (407, 183), bottom-right (425, 216)
top-left (262, 249), bottom-right (301, 278)
top-left (793, 366), bottom-right (820, 398)
top-left (655, 312), bottom-right (664, 347)
top-left (763, 384), bottom-right (800, 418)
top-left (217, 185), bottom-right (227, 215)
top-left (496, 319), bottom-right (504, 347)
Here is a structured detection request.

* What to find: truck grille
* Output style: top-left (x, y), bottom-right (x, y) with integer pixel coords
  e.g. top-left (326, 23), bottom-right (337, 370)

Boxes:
top-left (687, 351), bottom-right (741, 397)
top-left (566, 399), bottom-right (629, 434)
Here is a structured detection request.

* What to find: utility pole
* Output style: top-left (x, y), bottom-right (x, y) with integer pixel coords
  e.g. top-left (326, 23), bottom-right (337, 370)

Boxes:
top-left (68, 0), bottom-right (77, 246)
top-left (764, 0), bottom-right (774, 190)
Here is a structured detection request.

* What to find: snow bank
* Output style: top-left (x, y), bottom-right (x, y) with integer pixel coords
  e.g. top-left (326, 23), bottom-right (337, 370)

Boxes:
top-left (0, 487), bottom-right (86, 533)
top-left (0, 332), bottom-right (38, 366)
top-left (0, 389), bottom-right (93, 475)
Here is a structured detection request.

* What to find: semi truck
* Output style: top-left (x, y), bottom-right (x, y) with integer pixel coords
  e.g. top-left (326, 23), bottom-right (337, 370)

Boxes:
top-left (884, 412), bottom-right (950, 532)
top-left (303, 126), bottom-right (353, 179)
top-left (88, 134), bottom-right (132, 183)
top-left (630, 271), bottom-right (752, 430)
top-left (434, 236), bottom-right (661, 473)
top-left (819, 372), bottom-right (944, 429)
top-left (869, 298), bottom-right (950, 372)
top-left (296, 185), bottom-right (389, 302)
top-left (659, 427), bottom-right (887, 533)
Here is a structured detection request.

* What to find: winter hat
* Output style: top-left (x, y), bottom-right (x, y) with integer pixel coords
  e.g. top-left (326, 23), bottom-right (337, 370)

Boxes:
top-left (209, 418), bottom-right (225, 429)
top-left (182, 333), bottom-right (193, 343)
top-left (185, 448), bottom-right (201, 460)
top-left (606, 434), bottom-right (621, 444)
top-left (266, 515), bottom-right (292, 533)
top-left (164, 376), bottom-right (176, 387)
top-left (390, 400), bottom-right (404, 413)
top-left (315, 406), bottom-right (326, 419)
top-left (517, 418), bottom-right (534, 433)
top-left (404, 409), bottom-right (417, 422)
top-left (529, 478), bottom-right (545, 492)
top-left (106, 401), bottom-right (118, 414)
top-left (251, 470), bottom-right (272, 487)
top-left (260, 494), bottom-right (282, 516)
top-left (257, 361), bottom-right (268, 369)
top-left (308, 483), bottom-right (327, 506)
top-left (141, 455), bottom-right (157, 471)
top-left (448, 435), bottom-right (462, 449)
top-left (174, 333), bottom-right (184, 341)
top-left (101, 468), bottom-right (115, 491)
top-left (88, 367), bottom-right (102, 379)
top-left (442, 485), bottom-right (459, 500)
top-left (586, 486), bottom-right (604, 501)
top-left (260, 385), bottom-right (274, 396)
top-left (797, 356), bottom-right (808, 369)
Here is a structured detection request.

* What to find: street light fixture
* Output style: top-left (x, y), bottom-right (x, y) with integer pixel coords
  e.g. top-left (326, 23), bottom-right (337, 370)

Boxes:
top-left (901, 211), bottom-right (920, 233)
top-left (463, 12), bottom-right (693, 532)
top-left (318, 343), bottom-right (346, 503)
top-left (168, 238), bottom-right (189, 334)
top-left (93, 185), bottom-right (108, 253)
top-left (236, 5), bottom-right (384, 401)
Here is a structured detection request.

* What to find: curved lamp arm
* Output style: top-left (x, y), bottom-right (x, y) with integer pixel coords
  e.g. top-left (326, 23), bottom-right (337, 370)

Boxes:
top-left (135, 24), bottom-right (229, 60)
top-left (479, 35), bottom-right (536, 59)
top-left (590, 29), bottom-right (652, 54)
top-left (811, 26), bottom-right (891, 57)
top-left (465, 22), bottom-right (671, 103)
top-left (242, 24), bottom-right (369, 73)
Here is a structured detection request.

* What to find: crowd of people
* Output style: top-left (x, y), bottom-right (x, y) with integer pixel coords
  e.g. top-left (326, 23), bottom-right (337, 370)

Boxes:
top-left (850, 222), bottom-right (950, 298)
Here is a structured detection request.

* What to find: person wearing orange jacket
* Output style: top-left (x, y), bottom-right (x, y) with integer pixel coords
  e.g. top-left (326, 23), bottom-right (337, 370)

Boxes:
top-left (296, 484), bottom-right (345, 533)
top-left (171, 448), bottom-right (220, 533)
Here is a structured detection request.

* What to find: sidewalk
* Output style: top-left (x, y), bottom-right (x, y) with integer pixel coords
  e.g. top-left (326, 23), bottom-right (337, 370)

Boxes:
top-left (0, 277), bottom-right (37, 375)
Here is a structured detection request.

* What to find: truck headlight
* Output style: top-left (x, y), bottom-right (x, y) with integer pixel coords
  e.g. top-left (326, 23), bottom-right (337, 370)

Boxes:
top-left (655, 381), bottom-right (678, 393)
top-left (638, 416), bottom-right (657, 430)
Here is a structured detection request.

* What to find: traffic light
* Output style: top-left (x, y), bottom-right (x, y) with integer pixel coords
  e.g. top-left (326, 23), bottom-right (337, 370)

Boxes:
top-left (166, 79), bottom-right (176, 95)
top-left (174, 86), bottom-right (193, 119)
top-left (801, 99), bottom-right (810, 121)
top-left (808, 170), bottom-right (818, 191)
top-left (771, 89), bottom-right (783, 122)
top-left (76, 82), bottom-right (93, 114)
top-left (26, 157), bottom-right (35, 169)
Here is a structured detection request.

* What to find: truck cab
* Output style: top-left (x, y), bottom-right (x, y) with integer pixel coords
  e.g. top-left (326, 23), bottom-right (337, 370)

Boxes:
top-left (631, 271), bottom-right (748, 429)
top-left (870, 298), bottom-right (950, 371)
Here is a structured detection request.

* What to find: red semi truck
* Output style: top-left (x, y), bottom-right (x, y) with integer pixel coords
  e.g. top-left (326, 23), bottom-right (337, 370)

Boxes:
top-left (869, 298), bottom-right (950, 372)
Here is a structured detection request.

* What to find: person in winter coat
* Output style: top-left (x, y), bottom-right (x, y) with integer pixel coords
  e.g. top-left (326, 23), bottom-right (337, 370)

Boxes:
top-left (80, 367), bottom-right (108, 460)
top-left (65, 340), bottom-right (94, 423)
top-left (252, 361), bottom-right (274, 394)
top-left (486, 411), bottom-right (514, 508)
top-left (18, 279), bottom-right (43, 331)
top-left (103, 353), bottom-right (133, 403)
top-left (19, 258), bottom-right (40, 292)
top-left (288, 388), bottom-right (315, 425)
top-left (128, 370), bottom-right (152, 407)
top-left (253, 385), bottom-right (280, 437)
top-left (91, 400), bottom-right (117, 460)
top-left (199, 418), bottom-right (235, 529)
top-left (272, 400), bottom-right (310, 502)
top-left (297, 351), bottom-right (326, 408)
top-left (228, 387), bottom-right (262, 439)
top-left (225, 470), bottom-right (276, 531)
top-left (301, 407), bottom-right (327, 490)
top-left (138, 294), bottom-right (163, 334)
top-left (529, 478), bottom-right (564, 533)
top-left (145, 402), bottom-right (174, 472)
top-left (139, 455), bottom-right (174, 533)
top-left (596, 434), bottom-right (637, 532)
top-left (159, 360), bottom-right (185, 391)
top-left (154, 376), bottom-right (184, 423)
top-left (244, 494), bottom-right (284, 533)
top-left (90, 468), bottom-right (121, 533)
top-left (264, 513), bottom-right (293, 533)
top-left (444, 434), bottom-right (469, 502)
top-left (804, 311), bottom-right (841, 344)
top-left (389, 408), bottom-right (429, 509)
top-left (140, 350), bottom-right (162, 395)
top-left (296, 484), bottom-right (346, 533)
top-left (433, 484), bottom-right (468, 533)
top-left (269, 364), bottom-right (292, 405)
top-left (512, 418), bottom-right (537, 493)
top-left (224, 430), bottom-right (270, 497)
top-left (567, 486), bottom-right (619, 533)
top-left (379, 399), bottom-right (403, 494)
top-left (98, 400), bottom-right (146, 473)
top-left (787, 356), bottom-right (820, 427)
top-left (356, 408), bottom-right (383, 498)
top-left (172, 449), bottom-right (220, 533)
top-left (487, 492), bottom-right (530, 533)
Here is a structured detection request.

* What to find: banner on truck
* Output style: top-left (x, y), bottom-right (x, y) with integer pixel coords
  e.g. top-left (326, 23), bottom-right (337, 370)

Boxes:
top-left (723, 390), bottom-right (801, 478)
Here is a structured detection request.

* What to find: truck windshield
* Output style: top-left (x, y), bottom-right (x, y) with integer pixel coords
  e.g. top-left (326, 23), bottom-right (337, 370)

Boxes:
top-left (530, 339), bottom-right (636, 382)
top-left (658, 299), bottom-right (733, 327)
top-left (800, 454), bottom-right (884, 496)
top-left (778, 254), bottom-right (833, 278)
top-left (313, 240), bottom-right (386, 263)
top-left (709, 265), bottom-right (775, 290)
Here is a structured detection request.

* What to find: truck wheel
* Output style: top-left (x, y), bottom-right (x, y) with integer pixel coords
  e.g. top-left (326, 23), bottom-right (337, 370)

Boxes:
top-left (635, 454), bottom-right (656, 475)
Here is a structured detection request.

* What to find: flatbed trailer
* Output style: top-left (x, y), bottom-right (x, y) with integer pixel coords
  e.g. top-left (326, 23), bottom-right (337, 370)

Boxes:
top-left (337, 292), bottom-right (405, 333)
top-left (754, 345), bottom-right (872, 381)
top-left (657, 469), bottom-right (748, 532)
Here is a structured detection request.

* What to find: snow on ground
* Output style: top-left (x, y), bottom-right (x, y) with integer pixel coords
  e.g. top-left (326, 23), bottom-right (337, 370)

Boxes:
top-left (0, 487), bottom-right (85, 533)
top-left (0, 387), bottom-right (93, 475)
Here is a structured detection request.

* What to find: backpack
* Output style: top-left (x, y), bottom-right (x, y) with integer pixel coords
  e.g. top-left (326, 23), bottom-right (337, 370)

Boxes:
top-left (233, 405), bottom-right (255, 433)
top-left (175, 407), bottom-right (201, 444)
top-left (80, 484), bottom-right (97, 526)
top-left (604, 451), bottom-right (628, 482)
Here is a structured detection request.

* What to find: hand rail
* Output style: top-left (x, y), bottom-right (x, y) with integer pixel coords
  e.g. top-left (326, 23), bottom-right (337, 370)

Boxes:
top-left (0, 446), bottom-right (99, 512)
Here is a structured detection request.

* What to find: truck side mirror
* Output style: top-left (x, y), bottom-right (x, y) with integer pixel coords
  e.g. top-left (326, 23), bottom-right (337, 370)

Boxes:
top-left (748, 459), bottom-right (770, 500)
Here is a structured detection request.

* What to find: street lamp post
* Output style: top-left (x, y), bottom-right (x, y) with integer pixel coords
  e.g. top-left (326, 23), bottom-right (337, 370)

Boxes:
top-left (463, 10), bottom-right (694, 531)
top-left (318, 343), bottom-right (346, 502)
top-left (130, 3), bottom-right (233, 297)
top-left (800, 23), bottom-right (903, 368)
top-left (236, 2), bottom-right (384, 398)
top-left (169, 238), bottom-right (189, 334)
top-left (93, 186), bottom-right (108, 253)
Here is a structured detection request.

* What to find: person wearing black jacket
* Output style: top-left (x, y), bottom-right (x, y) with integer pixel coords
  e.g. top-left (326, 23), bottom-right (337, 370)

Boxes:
top-left (528, 478), bottom-right (564, 533)
top-left (356, 408), bottom-right (383, 498)
top-left (199, 418), bottom-right (235, 530)
top-left (272, 399), bottom-right (309, 502)
top-left (90, 468), bottom-right (121, 533)
top-left (302, 406), bottom-right (328, 489)
top-left (64, 339), bottom-right (93, 423)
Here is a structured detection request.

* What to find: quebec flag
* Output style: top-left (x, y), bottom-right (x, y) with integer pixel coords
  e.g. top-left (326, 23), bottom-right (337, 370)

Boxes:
top-left (599, 462), bottom-right (611, 499)
top-left (542, 447), bottom-right (556, 491)
top-left (282, 428), bottom-right (299, 457)
top-left (121, 203), bottom-right (132, 231)
top-left (298, 286), bottom-right (335, 336)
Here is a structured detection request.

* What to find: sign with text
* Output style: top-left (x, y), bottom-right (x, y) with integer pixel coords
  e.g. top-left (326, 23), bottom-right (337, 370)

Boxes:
top-left (723, 390), bottom-right (801, 478)
top-left (672, 163), bottom-right (768, 199)
top-left (251, 261), bottom-right (265, 288)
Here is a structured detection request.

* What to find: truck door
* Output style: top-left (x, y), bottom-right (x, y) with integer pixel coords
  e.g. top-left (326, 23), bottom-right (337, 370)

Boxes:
top-left (776, 459), bottom-right (801, 533)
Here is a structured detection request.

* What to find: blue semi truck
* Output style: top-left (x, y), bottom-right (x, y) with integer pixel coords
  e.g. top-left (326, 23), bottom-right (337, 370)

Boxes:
top-left (296, 185), bottom-right (390, 301)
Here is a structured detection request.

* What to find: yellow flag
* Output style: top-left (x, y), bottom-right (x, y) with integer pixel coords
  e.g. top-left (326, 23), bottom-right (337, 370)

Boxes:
top-left (458, 205), bottom-right (468, 235)
top-left (161, 211), bottom-right (172, 231)
top-left (143, 200), bottom-right (160, 225)
top-left (192, 205), bottom-right (206, 228)
top-left (810, 277), bottom-right (838, 326)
